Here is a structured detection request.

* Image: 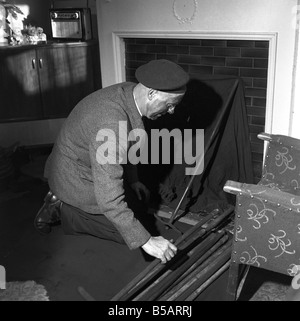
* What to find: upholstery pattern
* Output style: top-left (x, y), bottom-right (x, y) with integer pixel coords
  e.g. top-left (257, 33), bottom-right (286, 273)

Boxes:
top-left (227, 133), bottom-right (300, 281)
top-left (259, 134), bottom-right (300, 196)
top-left (233, 183), bottom-right (300, 276)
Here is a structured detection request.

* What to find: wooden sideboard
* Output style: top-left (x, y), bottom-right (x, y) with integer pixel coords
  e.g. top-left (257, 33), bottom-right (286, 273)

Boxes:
top-left (0, 41), bottom-right (101, 122)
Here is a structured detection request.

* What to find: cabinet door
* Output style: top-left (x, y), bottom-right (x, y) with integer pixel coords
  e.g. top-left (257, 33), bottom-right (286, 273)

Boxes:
top-left (37, 45), bottom-right (95, 119)
top-left (0, 49), bottom-right (43, 121)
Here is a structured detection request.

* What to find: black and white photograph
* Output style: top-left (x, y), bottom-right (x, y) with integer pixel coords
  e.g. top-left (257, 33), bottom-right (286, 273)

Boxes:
top-left (0, 0), bottom-right (300, 307)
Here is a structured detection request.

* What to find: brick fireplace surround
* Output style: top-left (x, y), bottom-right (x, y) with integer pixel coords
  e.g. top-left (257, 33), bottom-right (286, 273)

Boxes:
top-left (124, 38), bottom-right (269, 182)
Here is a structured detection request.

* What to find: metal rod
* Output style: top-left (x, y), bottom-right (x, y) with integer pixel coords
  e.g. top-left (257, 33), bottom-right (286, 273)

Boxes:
top-left (168, 233), bottom-right (229, 291)
top-left (158, 234), bottom-right (231, 301)
top-left (113, 224), bottom-right (214, 301)
top-left (134, 232), bottom-right (228, 301)
top-left (168, 79), bottom-right (239, 224)
top-left (168, 242), bottom-right (232, 301)
top-left (110, 214), bottom-right (213, 301)
top-left (154, 212), bottom-right (184, 235)
top-left (185, 260), bottom-right (231, 301)
top-left (133, 232), bottom-right (223, 301)
top-left (111, 206), bottom-right (233, 301)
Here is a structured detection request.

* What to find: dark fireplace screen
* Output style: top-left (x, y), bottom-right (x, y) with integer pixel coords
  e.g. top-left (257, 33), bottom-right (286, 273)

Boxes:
top-left (138, 75), bottom-right (254, 222)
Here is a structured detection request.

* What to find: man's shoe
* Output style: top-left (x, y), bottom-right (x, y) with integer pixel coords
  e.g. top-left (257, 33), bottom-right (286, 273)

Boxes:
top-left (34, 191), bottom-right (62, 234)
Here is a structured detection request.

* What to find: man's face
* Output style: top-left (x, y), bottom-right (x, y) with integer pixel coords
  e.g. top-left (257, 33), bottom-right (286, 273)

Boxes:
top-left (146, 90), bottom-right (185, 120)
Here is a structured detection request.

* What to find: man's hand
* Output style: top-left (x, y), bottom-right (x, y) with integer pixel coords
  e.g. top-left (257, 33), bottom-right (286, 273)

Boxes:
top-left (131, 181), bottom-right (150, 204)
top-left (141, 236), bottom-right (177, 264)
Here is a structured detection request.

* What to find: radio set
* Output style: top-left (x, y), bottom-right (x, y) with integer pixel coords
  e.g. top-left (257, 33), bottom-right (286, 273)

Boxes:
top-left (49, 8), bottom-right (92, 41)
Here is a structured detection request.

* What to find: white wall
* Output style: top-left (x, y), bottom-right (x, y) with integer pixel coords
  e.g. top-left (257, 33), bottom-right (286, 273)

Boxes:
top-left (10, 0), bottom-right (53, 36)
top-left (290, 9), bottom-right (300, 139)
top-left (96, 0), bottom-right (300, 139)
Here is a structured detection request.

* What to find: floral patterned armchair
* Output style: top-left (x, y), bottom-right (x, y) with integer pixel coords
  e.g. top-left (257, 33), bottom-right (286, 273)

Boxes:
top-left (223, 132), bottom-right (300, 300)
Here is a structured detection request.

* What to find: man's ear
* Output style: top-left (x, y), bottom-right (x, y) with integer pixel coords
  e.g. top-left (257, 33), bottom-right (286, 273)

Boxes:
top-left (147, 89), bottom-right (157, 101)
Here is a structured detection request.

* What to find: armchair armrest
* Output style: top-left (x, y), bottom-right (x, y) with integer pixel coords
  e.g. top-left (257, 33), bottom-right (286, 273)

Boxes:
top-left (258, 132), bottom-right (300, 151)
top-left (223, 180), bottom-right (243, 194)
top-left (224, 180), bottom-right (300, 213)
top-left (257, 132), bottom-right (272, 142)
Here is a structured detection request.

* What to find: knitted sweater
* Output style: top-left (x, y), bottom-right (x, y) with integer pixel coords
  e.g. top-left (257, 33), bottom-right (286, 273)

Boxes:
top-left (44, 82), bottom-right (151, 249)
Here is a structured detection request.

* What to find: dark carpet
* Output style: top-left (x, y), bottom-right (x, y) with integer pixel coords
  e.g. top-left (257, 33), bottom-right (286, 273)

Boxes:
top-left (0, 175), bottom-right (192, 301)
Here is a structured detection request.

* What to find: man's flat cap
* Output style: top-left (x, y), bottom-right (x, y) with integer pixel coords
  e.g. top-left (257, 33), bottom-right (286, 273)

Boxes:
top-left (135, 59), bottom-right (189, 92)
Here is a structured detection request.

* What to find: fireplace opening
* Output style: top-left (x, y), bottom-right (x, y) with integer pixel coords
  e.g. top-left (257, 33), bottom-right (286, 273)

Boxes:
top-left (124, 38), bottom-right (269, 184)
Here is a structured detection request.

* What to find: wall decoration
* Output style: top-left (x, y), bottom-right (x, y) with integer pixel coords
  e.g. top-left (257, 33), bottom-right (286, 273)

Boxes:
top-left (172, 0), bottom-right (198, 24)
